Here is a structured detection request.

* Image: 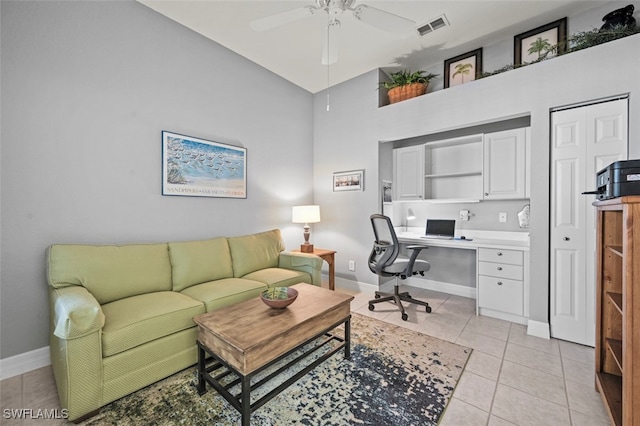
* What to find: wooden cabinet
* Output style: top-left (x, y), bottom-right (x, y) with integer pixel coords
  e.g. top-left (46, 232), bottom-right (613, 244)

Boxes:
top-left (594, 196), bottom-right (640, 426)
top-left (483, 128), bottom-right (527, 200)
top-left (477, 248), bottom-right (527, 322)
top-left (393, 145), bottom-right (424, 200)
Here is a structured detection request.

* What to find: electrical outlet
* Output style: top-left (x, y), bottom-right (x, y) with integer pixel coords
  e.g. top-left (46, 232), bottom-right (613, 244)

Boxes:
top-left (499, 212), bottom-right (507, 223)
top-left (348, 260), bottom-right (356, 271)
top-left (459, 210), bottom-right (470, 221)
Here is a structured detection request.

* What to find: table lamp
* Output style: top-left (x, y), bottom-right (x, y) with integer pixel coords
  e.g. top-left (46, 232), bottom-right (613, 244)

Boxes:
top-left (292, 205), bottom-right (321, 253)
top-left (405, 208), bottom-right (416, 231)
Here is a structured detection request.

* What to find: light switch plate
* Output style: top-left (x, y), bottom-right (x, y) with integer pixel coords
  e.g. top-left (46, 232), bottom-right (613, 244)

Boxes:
top-left (499, 212), bottom-right (507, 223)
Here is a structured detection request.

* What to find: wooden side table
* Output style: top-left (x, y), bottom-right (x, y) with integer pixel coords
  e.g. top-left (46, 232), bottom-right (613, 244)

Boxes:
top-left (293, 248), bottom-right (336, 290)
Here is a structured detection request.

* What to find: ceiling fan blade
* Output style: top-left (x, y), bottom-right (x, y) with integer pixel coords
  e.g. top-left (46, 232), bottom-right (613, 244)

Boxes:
top-left (250, 6), bottom-right (317, 32)
top-left (321, 20), bottom-right (341, 65)
top-left (353, 4), bottom-right (416, 35)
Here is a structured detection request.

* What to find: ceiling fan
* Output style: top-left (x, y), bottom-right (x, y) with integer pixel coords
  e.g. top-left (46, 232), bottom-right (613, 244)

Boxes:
top-left (250, 0), bottom-right (416, 65)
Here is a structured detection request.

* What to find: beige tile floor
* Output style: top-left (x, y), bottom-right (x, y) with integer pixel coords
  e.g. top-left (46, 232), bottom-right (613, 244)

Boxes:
top-left (0, 284), bottom-right (611, 425)
top-left (348, 283), bottom-right (611, 426)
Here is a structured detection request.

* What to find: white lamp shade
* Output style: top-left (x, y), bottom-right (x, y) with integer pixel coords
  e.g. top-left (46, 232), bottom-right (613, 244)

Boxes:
top-left (406, 208), bottom-right (416, 220)
top-left (292, 205), bottom-right (321, 224)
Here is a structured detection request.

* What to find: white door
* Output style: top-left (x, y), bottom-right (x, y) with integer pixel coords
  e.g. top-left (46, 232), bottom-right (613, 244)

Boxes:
top-left (550, 98), bottom-right (628, 345)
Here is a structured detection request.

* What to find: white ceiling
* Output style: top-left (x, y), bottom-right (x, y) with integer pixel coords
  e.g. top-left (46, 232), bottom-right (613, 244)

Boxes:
top-left (137, 1), bottom-right (609, 93)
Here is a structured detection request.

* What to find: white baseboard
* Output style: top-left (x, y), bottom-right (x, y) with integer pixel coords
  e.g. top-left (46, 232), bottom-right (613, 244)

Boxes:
top-left (0, 346), bottom-right (51, 380)
top-left (334, 276), bottom-right (377, 293)
top-left (527, 319), bottom-right (551, 340)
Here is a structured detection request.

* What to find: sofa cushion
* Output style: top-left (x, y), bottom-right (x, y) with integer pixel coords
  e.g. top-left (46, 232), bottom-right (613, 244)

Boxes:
top-left (180, 278), bottom-right (266, 312)
top-left (101, 291), bottom-right (204, 357)
top-left (242, 268), bottom-right (311, 288)
top-left (168, 237), bottom-right (233, 292)
top-left (227, 229), bottom-right (284, 277)
top-left (47, 244), bottom-right (172, 305)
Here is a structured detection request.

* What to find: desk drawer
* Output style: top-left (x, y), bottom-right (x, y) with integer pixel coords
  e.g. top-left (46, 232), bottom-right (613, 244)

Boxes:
top-left (478, 261), bottom-right (523, 280)
top-left (478, 248), bottom-right (523, 265)
top-left (478, 276), bottom-right (523, 316)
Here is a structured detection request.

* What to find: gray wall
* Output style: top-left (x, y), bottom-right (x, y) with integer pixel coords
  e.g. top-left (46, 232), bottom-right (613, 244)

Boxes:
top-left (0, 1), bottom-right (314, 359)
top-left (312, 7), bottom-right (640, 326)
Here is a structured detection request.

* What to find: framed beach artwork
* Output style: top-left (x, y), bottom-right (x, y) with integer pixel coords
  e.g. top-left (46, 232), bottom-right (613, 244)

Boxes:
top-left (162, 131), bottom-right (247, 198)
top-left (444, 48), bottom-right (483, 88)
top-left (514, 18), bottom-right (567, 65)
top-left (333, 170), bottom-right (364, 192)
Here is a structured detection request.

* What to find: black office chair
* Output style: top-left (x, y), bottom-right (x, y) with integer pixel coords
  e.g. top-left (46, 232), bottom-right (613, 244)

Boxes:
top-left (368, 214), bottom-right (432, 321)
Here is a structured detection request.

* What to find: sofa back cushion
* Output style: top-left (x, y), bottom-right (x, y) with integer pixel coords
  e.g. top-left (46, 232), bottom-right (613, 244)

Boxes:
top-left (47, 244), bottom-right (172, 305)
top-left (168, 237), bottom-right (233, 291)
top-left (228, 229), bottom-right (285, 277)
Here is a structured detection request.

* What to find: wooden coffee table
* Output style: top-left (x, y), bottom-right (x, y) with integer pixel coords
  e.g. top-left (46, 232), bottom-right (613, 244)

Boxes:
top-left (193, 283), bottom-right (353, 426)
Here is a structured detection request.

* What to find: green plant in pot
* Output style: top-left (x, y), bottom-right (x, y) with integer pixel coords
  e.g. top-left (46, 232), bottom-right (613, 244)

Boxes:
top-left (381, 69), bottom-right (438, 104)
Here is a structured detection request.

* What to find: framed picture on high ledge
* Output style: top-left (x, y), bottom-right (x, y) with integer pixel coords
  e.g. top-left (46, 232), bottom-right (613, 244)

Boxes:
top-left (162, 131), bottom-right (247, 198)
top-left (514, 18), bottom-right (567, 66)
top-left (444, 48), bottom-right (483, 88)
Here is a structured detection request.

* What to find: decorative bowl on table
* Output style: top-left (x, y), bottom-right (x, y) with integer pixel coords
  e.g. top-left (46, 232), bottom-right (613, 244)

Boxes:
top-left (260, 287), bottom-right (298, 309)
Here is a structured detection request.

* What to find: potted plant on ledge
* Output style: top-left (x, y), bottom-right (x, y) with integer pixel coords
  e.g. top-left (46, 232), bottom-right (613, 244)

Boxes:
top-left (381, 69), bottom-right (439, 104)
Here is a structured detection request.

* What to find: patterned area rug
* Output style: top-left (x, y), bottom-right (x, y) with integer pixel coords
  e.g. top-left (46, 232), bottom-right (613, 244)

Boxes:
top-left (76, 313), bottom-right (471, 425)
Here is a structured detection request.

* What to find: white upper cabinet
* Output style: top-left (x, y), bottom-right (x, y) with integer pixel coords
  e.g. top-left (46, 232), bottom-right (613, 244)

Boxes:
top-left (392, 127), bottom-right (529, 202)
top-left (393, 144), bottom-right (424, 200)
top-left (483, 128), bottom-right (527, 200)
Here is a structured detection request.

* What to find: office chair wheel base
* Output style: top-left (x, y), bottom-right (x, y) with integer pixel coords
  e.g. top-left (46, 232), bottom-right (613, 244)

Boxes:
top-left (426, 306), bottom-right (432, 313)
top-left (374, 294), bottom-right (381, 299)
top-left (368, 304), bottom-right (375, 311)
top-left (401, 313), bottom-right (408, 321)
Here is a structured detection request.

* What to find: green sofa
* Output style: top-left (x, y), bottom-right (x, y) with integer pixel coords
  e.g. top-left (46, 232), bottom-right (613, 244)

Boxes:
top-left (46, 229), bottom-right (323, 421)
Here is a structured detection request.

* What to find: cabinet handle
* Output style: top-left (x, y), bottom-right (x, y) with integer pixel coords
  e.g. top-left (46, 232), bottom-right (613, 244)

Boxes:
top-left (563, 237), bottom-right (570, 241)
top-left (497, 281), bottom-right (503, 286)
top-left (497, 267), bottom-right (503, 271)
top-left (497, 252), bottom-right (503, 256)
top-left (485, 193), bottom-right (489, 196)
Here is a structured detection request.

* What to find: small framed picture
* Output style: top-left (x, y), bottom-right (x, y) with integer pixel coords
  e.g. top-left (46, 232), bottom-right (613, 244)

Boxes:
top-left (444, 48), bottom-right (483, 88)
top-left (514, 18), bottom-right (567, 66)
top-left (382, 180), bottom-right (392, 204)
top-left (333, 170), bottom-right (364, 192)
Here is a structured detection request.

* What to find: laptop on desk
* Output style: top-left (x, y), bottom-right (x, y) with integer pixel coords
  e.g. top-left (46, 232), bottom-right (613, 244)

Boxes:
top-left (424, 219), bottom-right (455, 239)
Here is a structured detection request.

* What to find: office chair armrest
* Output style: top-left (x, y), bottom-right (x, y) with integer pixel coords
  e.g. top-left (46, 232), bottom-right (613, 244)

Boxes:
top-left (406, 245), bottom-right (429, 251)
top-left (405, 245), bottom-right (429, 277)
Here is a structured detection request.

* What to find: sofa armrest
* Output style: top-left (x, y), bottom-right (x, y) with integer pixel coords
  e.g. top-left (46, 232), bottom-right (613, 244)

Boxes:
top-left (278, 252), bottom-right (323, 286)
top-left (50, 286), bottom-right (105, 340)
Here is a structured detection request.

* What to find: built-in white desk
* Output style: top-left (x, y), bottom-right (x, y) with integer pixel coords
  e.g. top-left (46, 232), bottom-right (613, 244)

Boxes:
top-left (396, 228), bottom-right (530, 324)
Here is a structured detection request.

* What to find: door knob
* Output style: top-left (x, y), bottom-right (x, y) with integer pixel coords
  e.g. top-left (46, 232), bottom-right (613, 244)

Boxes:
top-left (563, 237), bottom-right (570, 241)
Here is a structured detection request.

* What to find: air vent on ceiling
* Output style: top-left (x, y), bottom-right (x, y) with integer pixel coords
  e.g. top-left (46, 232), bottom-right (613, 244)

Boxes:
top-left (417, 14), bottom-right (449, 36)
